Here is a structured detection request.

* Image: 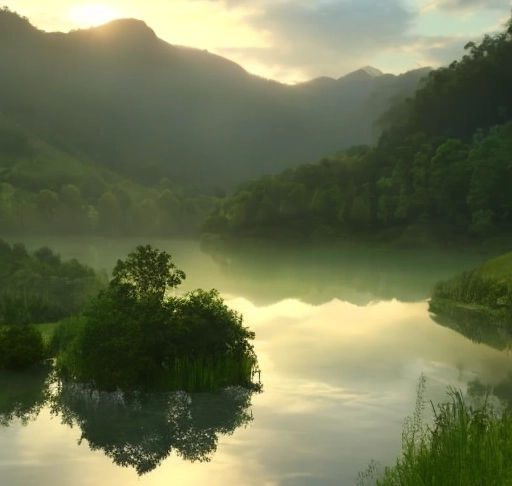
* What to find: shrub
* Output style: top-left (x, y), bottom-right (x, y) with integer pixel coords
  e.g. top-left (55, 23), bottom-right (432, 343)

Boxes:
top-left (0, 324), bottom-right (46, 370)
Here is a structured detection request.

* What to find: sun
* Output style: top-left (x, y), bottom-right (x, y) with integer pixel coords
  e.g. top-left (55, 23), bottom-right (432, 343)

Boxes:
top-left (68, 4), bottom-right (122, 28)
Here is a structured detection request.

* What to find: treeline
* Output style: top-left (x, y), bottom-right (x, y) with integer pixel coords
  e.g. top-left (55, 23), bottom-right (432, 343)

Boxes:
top-left (203, 16), bottom-right (512, 245)
top-left (0, 116), bottom-right (219, 237)
top-left (0, 180), bottom-right (217, 236)
top-left (0, 240), bottom-right (102, 324)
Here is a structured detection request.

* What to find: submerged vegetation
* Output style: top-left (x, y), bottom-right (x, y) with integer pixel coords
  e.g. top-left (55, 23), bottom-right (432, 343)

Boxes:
top-left (360, 378), bottom-right (512, 486)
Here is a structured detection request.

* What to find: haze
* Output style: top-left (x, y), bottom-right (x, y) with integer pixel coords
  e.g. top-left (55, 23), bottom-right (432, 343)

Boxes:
top-left (4, 0), bottom-right (511, 83)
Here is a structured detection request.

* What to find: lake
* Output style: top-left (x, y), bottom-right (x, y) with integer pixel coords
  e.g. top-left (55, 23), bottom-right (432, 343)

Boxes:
top-left (1, 238), bottom-right (511, 486)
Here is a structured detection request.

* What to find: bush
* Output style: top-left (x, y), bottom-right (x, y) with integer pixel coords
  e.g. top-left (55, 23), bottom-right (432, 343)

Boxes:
top-left (56, 245), bottom-right (259, 391)
top-left (0, 324), bottom-right (46, 370)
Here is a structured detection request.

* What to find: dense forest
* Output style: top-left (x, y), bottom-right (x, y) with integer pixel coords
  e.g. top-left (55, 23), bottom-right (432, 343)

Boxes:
top-left (204, 15), bottom-right (512, 246)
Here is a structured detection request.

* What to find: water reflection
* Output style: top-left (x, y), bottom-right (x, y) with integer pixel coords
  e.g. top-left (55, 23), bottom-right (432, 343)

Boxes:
top-left (16, 237), bottom-right (485, 305)
top-left (49, 383), bottom-right (256, 475)
top-left (0, 365), bottom-right (51, 426)
top-left (203, 240), bottom-right (485, 305)
top-left (468, 374), bottom-right (512, 408)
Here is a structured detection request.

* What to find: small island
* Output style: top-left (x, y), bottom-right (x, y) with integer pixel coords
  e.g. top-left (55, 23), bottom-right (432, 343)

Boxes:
top-left (0, 242), bottom-right (260, 393)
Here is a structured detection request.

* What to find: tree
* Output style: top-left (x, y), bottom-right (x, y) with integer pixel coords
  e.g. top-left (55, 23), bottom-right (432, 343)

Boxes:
top-left (111, 245), bottom-right (185, 301)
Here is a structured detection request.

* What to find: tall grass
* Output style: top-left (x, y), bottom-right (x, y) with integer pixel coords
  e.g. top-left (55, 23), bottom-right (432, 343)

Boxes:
top-left (160, 352), bottom-right (260, 393)
top-left (362, 378), bottom-right (512, 486)
top-left (432, 270), bottom-right (511, 308)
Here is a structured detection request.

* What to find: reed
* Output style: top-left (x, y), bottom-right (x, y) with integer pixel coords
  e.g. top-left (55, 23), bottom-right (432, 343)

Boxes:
top-left (160, 352), bottom-right (260, 393)
top-left (432, 270), bottom-right (511, 308)
top-left (368, 380), bottom-right (512, 486)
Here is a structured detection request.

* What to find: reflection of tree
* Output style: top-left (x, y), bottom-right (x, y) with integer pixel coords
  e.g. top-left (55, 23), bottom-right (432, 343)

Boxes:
top-left (468, 374), bottom-right (512, 410)
top-left (50, 382), bottom-right (256, 474)
top-left (202, 239), bottom-right (482, 305)
top-left (0, 364), bottom-right (51, 426)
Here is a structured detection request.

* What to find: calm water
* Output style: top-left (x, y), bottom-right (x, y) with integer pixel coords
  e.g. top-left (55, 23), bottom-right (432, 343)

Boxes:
top-left (1, 238), bottom-right (511, 486)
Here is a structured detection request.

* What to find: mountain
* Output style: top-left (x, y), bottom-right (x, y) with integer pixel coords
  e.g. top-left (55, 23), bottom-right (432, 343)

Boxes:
top-left (0, 8), bottom-right (429, 189)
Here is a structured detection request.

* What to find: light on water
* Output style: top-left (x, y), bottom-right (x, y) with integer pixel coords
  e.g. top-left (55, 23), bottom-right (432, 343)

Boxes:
top-left (1, 239), bottom-right (510, 485)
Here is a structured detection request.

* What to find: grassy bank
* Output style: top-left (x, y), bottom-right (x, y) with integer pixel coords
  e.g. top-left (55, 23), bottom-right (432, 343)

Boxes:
top-left (429, 251), bottom-right (512, 336)
top-left (359, 378), bottom-right (512, 486)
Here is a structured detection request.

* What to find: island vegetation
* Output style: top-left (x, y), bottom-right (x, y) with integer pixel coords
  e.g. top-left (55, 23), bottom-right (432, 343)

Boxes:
top-left (0, 241), bottom-right (259, 393)
top-left (54, 245), bottom-right (258, 391)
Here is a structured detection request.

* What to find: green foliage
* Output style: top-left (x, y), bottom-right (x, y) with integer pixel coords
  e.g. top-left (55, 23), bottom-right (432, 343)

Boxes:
top-left (57, 245), bottom-right (258, 392)
top-left (429, 250), bottom-right (512, 349)
top-left (0, 240), bottom-right (103, 324)
top-left (431, 250), bottom-right (512, 312)
top-left (370, 381), bottom-right (512, 486)
top-left (111, 244), bottom-right (185, 301)
top-left (0, 324), bottom-right (46, 370)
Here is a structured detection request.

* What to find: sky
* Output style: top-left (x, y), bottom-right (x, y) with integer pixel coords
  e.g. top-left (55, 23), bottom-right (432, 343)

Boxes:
top-left (4, 0), bottom-right (512, 83)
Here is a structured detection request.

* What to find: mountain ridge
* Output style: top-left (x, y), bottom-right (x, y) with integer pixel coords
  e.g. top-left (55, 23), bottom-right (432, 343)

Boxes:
top-left (0, 8), bottom-right (429, 188)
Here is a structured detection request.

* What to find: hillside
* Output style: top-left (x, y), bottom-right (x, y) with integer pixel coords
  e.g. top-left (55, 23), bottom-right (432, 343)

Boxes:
top-left (0, 8), bottom-right (428, 190)
top-left (0, 113), bottom-right (217, 237)
top-left (204, 15), bottom-right (512, 246)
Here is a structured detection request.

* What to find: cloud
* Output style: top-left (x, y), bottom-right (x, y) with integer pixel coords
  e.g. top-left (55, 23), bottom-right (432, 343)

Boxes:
top-left (212, 0), bottom-right (416, 81)
top-left (433, 0), bottom-right (511, 12)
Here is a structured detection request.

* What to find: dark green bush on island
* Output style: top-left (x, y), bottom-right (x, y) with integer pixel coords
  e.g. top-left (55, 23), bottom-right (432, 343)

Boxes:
top-left (0, 323), bottom-right (46, 370)
top-left (56, 245), bottom-right (259, 392)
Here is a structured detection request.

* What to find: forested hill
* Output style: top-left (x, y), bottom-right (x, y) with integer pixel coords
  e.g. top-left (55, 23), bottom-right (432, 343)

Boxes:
top-left (203, 16), bottom-right (512, 246)
top-left (0, 8), bottom-right (428, 189)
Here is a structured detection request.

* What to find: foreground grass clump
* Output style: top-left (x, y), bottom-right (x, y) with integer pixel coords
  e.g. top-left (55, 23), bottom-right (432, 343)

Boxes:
top-left (360, 378), bottom-right (512, 486)
top-left (56, 245), bottom-right (259, 392)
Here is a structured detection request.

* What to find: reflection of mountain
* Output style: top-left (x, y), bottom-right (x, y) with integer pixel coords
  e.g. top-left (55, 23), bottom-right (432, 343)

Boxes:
top-left (50, 383), bottom-right (255, 474)
top-left (203, 240), bottom-right (483, 305)
top-left (0, 365), bottom-right (51, 426)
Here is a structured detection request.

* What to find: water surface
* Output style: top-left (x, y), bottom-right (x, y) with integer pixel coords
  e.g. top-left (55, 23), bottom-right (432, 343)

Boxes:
top-left (1, 238), bottom-right (510, 485)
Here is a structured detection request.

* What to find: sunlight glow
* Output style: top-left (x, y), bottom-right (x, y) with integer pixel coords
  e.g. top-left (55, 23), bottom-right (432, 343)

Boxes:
top-left (68, 4), bottom-right (122, 28)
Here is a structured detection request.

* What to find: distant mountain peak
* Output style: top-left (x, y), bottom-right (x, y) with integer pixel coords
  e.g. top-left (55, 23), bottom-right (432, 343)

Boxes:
top-left (87, 18), bottom-right (157, 42)
top-left (340, 66), bottom-right (384, 82)
top-left (360, 66), bottom-right (383, 77)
